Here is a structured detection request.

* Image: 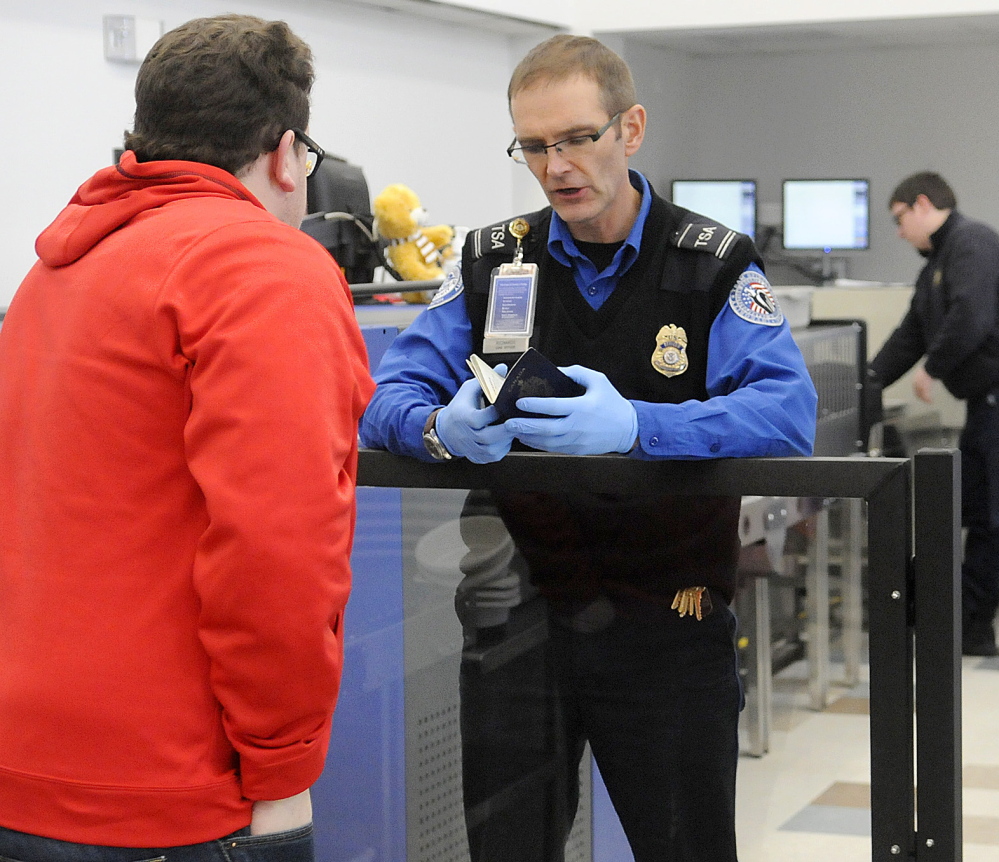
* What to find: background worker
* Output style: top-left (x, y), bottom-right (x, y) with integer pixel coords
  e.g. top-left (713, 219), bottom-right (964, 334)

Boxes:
top-left (871, 171), bottom-right (999, 657)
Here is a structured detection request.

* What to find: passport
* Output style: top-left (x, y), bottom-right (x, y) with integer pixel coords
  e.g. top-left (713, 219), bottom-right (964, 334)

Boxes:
top-left (466, 348), bottom-right (585, 420)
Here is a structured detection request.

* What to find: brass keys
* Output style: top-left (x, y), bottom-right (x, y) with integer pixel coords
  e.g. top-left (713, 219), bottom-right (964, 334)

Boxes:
top-left (671, 586), bottom-right (712, 621)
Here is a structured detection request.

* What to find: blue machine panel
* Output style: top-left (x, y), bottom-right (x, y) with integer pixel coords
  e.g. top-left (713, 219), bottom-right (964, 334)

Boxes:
top-left (313, 484), bottom-right (406, 861)
top-left (312, 325), bottom-right (406, 860)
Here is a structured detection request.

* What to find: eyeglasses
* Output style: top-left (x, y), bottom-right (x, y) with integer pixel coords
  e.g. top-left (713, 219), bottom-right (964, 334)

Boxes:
top-left (507, 112), bottom-right (622, 166)
top-left (892, 204), bottom-right (911, 227)
top-left (291, 128), bottom-right (325, 177)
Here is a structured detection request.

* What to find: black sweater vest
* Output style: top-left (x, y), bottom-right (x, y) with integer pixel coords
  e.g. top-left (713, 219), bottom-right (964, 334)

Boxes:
top-left (460, 191), bottom-right (762, 604)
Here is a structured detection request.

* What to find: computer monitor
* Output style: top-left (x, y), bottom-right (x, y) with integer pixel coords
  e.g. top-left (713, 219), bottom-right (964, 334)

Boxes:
top-left (671, 179), bottom-right (757, 240)
top-left (782, 179), bottom-right (870, 251)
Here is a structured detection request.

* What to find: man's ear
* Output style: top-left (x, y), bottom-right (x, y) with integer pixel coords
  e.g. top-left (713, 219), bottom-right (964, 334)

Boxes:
top-left (270, 129), bottom-right (299, 194)
top-left (622, 104), bottom-right (646, 157)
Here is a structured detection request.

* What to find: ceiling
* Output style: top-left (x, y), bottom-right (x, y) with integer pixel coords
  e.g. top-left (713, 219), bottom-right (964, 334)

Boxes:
top-left (332, 0), bottom-right (563, 36)
top-left (623, 13), bottom-right (999, 56)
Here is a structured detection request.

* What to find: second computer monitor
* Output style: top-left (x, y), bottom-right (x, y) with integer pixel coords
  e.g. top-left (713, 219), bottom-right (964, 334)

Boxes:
top-left (671, 179), bottom-right (757, 240)
top-left (782, 179), bottom-right (870, 252)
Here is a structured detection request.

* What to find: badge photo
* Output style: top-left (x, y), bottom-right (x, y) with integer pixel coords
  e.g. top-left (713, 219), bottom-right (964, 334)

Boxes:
top-left (651, 324), bottom-right (689, 378)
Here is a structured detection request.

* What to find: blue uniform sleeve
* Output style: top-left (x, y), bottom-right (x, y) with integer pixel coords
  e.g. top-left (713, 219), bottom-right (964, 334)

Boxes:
top-left (358, 270), bottom-right (475, 460)
top-left (631, 272), bottom-right (818, 460)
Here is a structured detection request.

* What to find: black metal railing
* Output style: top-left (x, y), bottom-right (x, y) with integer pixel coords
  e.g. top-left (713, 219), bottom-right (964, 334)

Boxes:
top-left (357, 448), bottom-right (961, 861)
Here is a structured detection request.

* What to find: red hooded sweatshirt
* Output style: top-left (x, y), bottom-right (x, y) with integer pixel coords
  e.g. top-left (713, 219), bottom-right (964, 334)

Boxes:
top-left (0, 152), bottom-right (374, 845)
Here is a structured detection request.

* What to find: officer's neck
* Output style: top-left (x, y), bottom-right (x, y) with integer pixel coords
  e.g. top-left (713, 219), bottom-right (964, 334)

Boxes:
top-left (567, 182), bottom-right (642, 245)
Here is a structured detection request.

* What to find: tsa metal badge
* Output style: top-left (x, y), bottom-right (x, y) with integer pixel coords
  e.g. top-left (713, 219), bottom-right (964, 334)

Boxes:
top-left (428, 267), bottom-right (463, 310)
top-left (728, 268), bottom-right (784, 327)
top-left (651, 324), bottom-right (689, 378)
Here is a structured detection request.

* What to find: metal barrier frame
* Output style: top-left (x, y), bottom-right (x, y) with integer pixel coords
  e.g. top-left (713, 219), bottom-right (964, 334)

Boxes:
top-left (357, 449), bottom-right (961, 861)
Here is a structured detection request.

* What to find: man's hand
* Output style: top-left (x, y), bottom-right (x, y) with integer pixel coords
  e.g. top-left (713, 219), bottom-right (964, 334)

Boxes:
top-left (913, 365), bottom-right (936, 404)
top-left (250, 789), bottom-right (312, 835)
top-left (435, 375), bottom-right (515, 463)
top-left (504, 365), bottom-right (638, 455)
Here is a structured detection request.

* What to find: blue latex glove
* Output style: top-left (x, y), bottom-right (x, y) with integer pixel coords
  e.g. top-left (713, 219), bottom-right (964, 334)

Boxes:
top-left (435, 374), bottom-right (515, 463)
top-left (504, 365), bottom-right (638, 455)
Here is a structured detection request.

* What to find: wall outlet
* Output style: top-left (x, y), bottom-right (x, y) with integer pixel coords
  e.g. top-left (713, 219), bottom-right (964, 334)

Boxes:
top-left (103, 15), bottom-right (162, 64)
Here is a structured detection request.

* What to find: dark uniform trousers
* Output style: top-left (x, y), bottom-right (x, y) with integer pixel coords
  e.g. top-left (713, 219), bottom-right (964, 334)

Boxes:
top-left (961, 389), bottom-right (999, 643)
top-left (459, 592), bottom-right (742, 862)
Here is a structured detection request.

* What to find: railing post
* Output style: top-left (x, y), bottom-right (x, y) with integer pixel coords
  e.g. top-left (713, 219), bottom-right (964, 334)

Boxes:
top-left (806, 506), bottom-right (831, 710)
top-left (913, 449), bottom-right (962, 860)
top-left (866, 462), bottom-right (914, 861)
top-left (842, 497), bottom-right (865, 687)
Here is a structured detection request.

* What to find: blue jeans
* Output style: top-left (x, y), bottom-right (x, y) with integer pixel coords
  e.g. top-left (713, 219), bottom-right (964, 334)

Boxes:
top-left (0, 825), bottom-right (313, 862)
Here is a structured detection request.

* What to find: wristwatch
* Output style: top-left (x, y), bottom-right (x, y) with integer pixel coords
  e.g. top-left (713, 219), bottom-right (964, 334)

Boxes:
top-left (422, 409), bottom-right (453, 460)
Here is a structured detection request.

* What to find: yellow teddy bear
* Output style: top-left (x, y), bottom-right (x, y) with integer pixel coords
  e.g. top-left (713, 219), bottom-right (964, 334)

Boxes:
top-left (373, 184), bottom-right (454, 302)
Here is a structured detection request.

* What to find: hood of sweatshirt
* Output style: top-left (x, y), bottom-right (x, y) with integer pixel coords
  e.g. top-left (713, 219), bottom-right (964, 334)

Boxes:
top-left (35, 150), bottom-right (265, 268)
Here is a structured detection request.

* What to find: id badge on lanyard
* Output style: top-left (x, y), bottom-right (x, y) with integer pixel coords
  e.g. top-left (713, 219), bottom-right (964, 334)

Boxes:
top-left (483, 218), bottom-right (539, 354)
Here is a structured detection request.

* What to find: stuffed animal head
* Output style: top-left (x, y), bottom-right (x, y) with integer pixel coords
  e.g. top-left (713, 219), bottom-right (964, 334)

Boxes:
top-left (371, 183), bottom-right (455, 293)
top-left (373, 184), bottom-right (425, 241)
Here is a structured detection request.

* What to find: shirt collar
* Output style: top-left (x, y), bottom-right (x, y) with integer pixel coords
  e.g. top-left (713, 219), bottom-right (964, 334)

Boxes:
top-left (929, 210), bottom-right (958, 252)
top-left (547, 170), bottom-right (652, 274)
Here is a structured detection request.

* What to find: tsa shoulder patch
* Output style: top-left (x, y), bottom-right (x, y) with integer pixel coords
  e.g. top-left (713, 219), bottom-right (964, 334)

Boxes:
top-left (428, 268), bottom-right (464, 310)
top-left (728, 267), bottom-right (784, 327)
top-left (674, 221), bottom-right (739, 259)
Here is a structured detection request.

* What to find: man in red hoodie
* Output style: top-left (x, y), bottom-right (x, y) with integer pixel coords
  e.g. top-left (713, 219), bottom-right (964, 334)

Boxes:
top-left (0, 14), bottom-right (374, 861)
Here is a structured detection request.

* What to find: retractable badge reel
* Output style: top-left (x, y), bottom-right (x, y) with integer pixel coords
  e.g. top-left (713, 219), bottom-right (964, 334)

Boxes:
top-left (483, 218), bottom-right (538, 354)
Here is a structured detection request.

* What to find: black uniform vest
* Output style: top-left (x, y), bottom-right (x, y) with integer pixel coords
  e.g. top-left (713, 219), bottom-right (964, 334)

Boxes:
top-left (460, 191), bottom-right (762, 605)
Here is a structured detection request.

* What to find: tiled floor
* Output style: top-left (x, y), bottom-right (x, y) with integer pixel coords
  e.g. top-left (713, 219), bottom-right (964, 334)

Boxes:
top-left (736, 651), bottom-right (999, 861)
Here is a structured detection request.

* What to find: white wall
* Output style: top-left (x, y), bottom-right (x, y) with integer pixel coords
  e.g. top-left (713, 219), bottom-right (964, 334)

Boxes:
top-left (1, 0), bottom-right (536, 306)
top-left (624, 37), bottom-right (999, 286)
top-left (616, 40), bottom-right (696, 192)
top-left (9, 0), bottom-right (999, 305)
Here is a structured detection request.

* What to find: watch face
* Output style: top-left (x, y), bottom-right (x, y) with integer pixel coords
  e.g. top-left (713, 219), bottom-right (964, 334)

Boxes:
top-left (423, 428), bottom-right (452, 460)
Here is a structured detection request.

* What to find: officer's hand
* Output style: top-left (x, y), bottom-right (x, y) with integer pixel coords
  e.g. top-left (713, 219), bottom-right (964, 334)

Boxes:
top-left (435, 376), bottom-right (515, 463)
top-left (504, 365), bottom-right (638, 455)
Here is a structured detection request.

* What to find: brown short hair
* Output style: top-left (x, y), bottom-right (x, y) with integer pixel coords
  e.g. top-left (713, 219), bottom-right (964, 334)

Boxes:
top-left (507, 35), bottom-right (636, 118)
top-left (124, 15), bottom-right (314, 176)
top-left (890, 172), bottom-right (957, 211)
